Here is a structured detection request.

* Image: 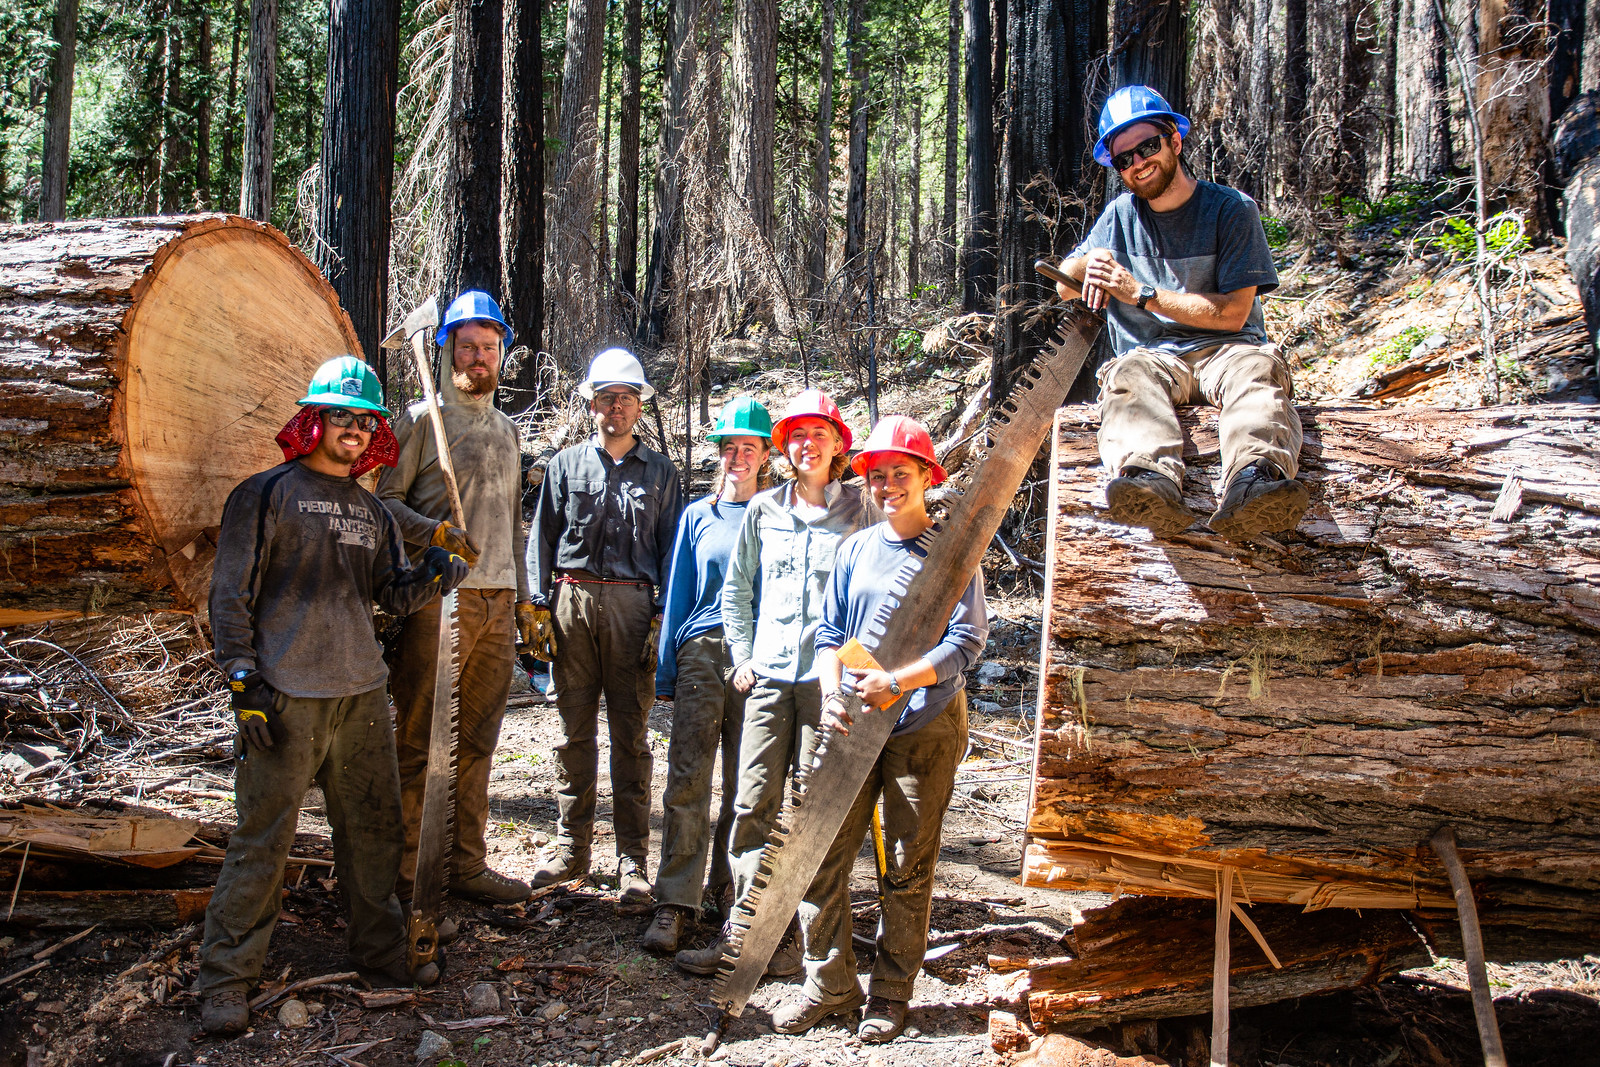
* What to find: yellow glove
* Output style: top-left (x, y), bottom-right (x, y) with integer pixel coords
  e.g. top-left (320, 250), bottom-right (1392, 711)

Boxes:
top-left (431, 522), bottom-right (481, 568)
top-left (518, 603), bottom-right (557, 661)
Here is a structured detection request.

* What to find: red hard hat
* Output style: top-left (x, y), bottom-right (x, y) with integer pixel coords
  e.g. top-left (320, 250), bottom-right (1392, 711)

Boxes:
top-left (850, 415), bottom-right (946, 486)
top-left (770, 388), bottom-right (854, 450)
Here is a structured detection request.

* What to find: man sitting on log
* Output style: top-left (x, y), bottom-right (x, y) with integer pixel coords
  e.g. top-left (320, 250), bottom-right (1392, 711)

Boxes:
top-left (1052, 85), bottom-right (1309, 541)
top-left (378, 291), bottom-right (537, 906)
top-left (199, 356), bottom-right (470, 1036)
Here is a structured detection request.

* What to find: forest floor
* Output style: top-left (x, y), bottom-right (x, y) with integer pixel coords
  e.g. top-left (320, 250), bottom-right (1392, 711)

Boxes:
top-left (1, 236), bottom-right (1598, 1067)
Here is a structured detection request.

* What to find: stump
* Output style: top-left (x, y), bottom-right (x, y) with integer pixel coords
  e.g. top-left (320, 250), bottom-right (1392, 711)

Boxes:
top-left (0, 215), bottom-right (361, 624)
top-left (1024, 403), bottom-right (1600, 941)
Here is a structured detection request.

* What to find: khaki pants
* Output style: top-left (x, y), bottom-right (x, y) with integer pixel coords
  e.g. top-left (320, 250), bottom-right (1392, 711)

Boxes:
top-left (550, 575), bottom-right (656, 863)
top-left (198, 688), bottom-right (407, 994)
top-left (799, 691), bottom-right (968, 1003)
top-left (654, 630), bottom-right (744, 910)
top-left (391, 588), bottom-right (515, 896)
top-left (1097, 342), bottom-right (1303, 488)
top-left (727, 676), bottom-right (823, 903)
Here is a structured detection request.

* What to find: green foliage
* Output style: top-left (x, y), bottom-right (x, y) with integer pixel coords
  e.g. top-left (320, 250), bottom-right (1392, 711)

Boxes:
top-left (1365, 325), bottom-right (1430, 371)
top-left (1431, 213), bottom-right (1530, 262)
top-left (1260, 215), bottom-right (1290, 250)
top-left (0, 0), bottom-right (55, 219)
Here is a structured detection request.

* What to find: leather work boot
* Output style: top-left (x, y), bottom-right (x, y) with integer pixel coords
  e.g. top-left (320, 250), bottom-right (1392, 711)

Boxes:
top-left (858, 996), bottom-right (908, 1043)
top-left (765, 917), bottom-right (802, 978)
top-left (771, 985), bottom-right (866, 1034)
top-left (358, 955), bottom-right (441, 989)
top-left (1105, 467), bottom-right (1197, 537)
top-left (452, 868), bottom-right (531, 905)
top-left (1208, 462), bottom-right (1310, 541)
top-left (200, 987), bottom-right (250, 1035)
top-left (528, 845), bottom-right (590, 890)
top-left (618, 857), bottom-right (653, 909)
top-left (674, 924), bottom-right (731, 976)
top-left (641, 905), bottom-right (688, 954)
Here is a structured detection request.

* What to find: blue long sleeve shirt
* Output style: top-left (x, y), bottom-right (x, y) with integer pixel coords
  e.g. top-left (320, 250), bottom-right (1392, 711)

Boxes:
top-left (654, 494), bottom-right (750, 697)
top-left (815, 523), bottom-right (989, 735)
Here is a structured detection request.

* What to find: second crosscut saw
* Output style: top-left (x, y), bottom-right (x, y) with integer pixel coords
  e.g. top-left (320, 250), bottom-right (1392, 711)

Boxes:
top-left (707, 308), bottom-right (1102, 1033)
top-left (382, 297), bottom-right (466, 975)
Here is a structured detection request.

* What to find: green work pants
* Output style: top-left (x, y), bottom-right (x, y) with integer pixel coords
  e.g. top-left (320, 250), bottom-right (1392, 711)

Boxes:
top-left (799, 691), bottom-right (968, 1003)
top-left (198, 687), bottom-right (407, 994)
top-left (654, 630), bottom-right (744, 910)
top-left (391, 588), bottom-right (516, 896)
top-left (727, 676), bottom-right (823, 904)
top-left (550, 576), bottom-right (656, 863)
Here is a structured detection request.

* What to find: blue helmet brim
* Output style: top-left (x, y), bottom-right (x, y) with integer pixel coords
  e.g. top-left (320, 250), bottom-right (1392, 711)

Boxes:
top-left (1094, 112), bottom-right (1191, 167)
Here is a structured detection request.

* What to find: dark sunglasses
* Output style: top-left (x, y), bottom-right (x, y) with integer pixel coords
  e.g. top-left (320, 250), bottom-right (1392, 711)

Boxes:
top-left (1111, 135), bottom-right (1166, 172)
top-left (322, 407), bottom-right (380, 432)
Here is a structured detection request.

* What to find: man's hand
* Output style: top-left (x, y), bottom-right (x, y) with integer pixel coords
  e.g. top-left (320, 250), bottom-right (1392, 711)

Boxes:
top-left (821, 690), bottom-right (855, 736)
top-left (1080, 249), bottom-right (1141, 309)
top-left (229, 670), bottom-right (281, 752)
top-left (420, 546), bottom-right (471, 595)
top-left (732, 663), bottom-right (756, 694)
top-left (519, 603), bottom-right (557, 661)
top-left (640, 615), bottom-right (662, 671)
top-left (847, 667), bottom-right (901, 709)
top-left (431, 523), bottom-right (481, 567)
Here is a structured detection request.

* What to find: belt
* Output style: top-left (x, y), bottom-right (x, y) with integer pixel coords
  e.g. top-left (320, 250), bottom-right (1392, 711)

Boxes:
top-left (555, 570), bottom-right (652, 589)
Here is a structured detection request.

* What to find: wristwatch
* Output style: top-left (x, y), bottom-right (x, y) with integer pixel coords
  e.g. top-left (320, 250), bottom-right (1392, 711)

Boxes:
top-left (1136, 284), bottom-right (1156, 310)
top-left (887, 675), bottom-right (902, 697)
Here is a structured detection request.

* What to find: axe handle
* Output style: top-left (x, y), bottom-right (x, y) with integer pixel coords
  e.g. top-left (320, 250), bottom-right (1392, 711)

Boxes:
top-left (409, 331), bottom-right (468, 531)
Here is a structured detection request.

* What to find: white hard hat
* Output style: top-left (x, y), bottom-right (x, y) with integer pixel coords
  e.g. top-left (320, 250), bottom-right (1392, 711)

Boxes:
top-left (581, 347), bottom-right (655, 401)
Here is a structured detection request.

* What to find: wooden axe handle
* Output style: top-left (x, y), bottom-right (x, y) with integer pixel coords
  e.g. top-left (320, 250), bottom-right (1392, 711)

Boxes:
top-left (408, 330), bottom-right (468, 532)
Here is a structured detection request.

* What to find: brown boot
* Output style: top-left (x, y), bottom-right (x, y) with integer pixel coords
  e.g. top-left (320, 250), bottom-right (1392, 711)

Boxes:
top-left (200, 987), bottom-right (249, 1035)
top-left (641, 906), bottom-right (688, 954)
top-left (529, 845), bottom-right (590, 890)
top-left (617, 857), bottom-right (652, 909)
top-left (452, 867), bottom-right (531, 905)
top-left (674, 924), bottom-right (731, 976)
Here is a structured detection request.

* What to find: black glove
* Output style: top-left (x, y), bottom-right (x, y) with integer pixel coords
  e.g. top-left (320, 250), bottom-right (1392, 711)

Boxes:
top-left (229, 670), bottom-right (281, 752)
top-left (421, 546), bottom-right (471, 595)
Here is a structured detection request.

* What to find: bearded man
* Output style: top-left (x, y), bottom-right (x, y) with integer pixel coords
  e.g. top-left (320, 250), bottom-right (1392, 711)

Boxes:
top-left (1053, 86), bottom-right (1308, 542)
top-left (378, 290), bottom-right (536, 905)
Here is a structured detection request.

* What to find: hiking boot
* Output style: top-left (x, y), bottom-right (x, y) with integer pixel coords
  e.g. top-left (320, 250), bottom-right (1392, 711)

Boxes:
top-left (200, 987), bottom-right (249, 1035)
top-left (1208, 462), bottom-right (1310, 541)
top-left (452, 867), bottom-right (531, 905)
top-left (528, 845), bottom-right (590, 890)
top-left (675, 924), bottom-right (731, 976)
top-left (358, 955), bottom-right (440, 989)
top-left (771, 985), bottom-right (865, 1034)
top-left (618, 857), bottom-right (652, 909)
top-left (766, 917), bottom-right (802, 978)
top-left (858, 996), bottom-right (908, 1043)
top-left (641, 905), bottom-right (688, 954)
top-left (1106, 467), bottom-right (1197, 537)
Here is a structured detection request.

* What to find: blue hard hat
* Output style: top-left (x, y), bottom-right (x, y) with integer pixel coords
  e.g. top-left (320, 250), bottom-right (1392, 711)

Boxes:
top-left (436, 289), bottom-right (514, 351)
top-left (1094, 85), bottom-right (1190, 168)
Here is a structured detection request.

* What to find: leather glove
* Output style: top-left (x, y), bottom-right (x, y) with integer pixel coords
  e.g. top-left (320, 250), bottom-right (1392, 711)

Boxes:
top-left (420, 546), bottom-right (471, 595)
top-left (520, 604), bottom-right (557, 662)
top-left (640, 615), bottom-right (661, 672)
top-left (431, 522), bottom-right (480, 568)
top-left (228, 670), bottom-right (281, 752)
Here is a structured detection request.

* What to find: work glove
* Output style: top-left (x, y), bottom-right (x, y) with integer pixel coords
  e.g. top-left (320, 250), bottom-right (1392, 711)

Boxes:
top-left (228, 670), bottom-right (281, 752)
top-left (640, 615), bottom-right (661, 673)
top-left (420, 546), bottom-right (471, 595)
top-left (431, 523), bottom-right (481, 568)
top-left (519, 604), bottom-right (557, 662)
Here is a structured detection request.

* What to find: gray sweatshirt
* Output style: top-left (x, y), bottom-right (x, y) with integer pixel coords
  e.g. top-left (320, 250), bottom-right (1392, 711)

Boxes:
top-left (376, 377), bottom-right (530, 599)
top-left (209, 460), bottom-right (442, 698)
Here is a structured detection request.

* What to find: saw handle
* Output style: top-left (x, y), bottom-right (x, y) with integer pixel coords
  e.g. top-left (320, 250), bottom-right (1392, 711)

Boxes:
top-left (409, 330), bottom-right (468, 531)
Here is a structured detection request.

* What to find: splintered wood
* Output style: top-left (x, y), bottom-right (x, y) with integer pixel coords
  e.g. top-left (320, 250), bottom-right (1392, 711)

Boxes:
top-left (0, 805), bottom-right (200, 867)
top-left (1025, 403), bottom-right (1600, 945)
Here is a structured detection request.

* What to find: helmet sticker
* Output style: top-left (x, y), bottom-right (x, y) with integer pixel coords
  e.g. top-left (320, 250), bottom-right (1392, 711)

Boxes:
top-left (341, 377), bottom-right (362, 396)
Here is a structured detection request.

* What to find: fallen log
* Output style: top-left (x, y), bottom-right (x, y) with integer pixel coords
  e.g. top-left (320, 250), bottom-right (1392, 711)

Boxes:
top-left (1025, 403), bottom-right (1600, 944)
top-left (2, 887), bottom-right (213, 927)
top-left (0, 215), bottom-right (361, 624)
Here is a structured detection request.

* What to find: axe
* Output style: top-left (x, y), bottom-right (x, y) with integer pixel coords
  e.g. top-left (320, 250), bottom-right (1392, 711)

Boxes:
top-left (381, 298), bottom-right (466, 530)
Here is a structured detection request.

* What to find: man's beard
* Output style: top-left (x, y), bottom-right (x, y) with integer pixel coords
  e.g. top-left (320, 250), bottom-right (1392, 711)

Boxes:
top-left (1125, 152), bottom-right (1180, 201)
top-left (452, 364), bottom-right (499, 396)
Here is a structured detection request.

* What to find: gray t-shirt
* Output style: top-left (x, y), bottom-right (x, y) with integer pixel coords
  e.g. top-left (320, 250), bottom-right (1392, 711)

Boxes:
top-left (1072, 180), bottom-right (1279, 357)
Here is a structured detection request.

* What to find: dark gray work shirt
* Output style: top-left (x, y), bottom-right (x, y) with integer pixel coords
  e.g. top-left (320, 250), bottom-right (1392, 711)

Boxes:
top-left (528, 435), bottom-right (684, 610)
top-left (209, 460), bottom-right (440, 698)
top-left (1072, 180), bottom-right (1279, 357)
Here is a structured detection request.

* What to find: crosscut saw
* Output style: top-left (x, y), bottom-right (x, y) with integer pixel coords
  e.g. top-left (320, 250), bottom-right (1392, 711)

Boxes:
top-left (707, 309), bottom-right (1101, 1034)
top-left (382, 297), bottom-right (467, 974)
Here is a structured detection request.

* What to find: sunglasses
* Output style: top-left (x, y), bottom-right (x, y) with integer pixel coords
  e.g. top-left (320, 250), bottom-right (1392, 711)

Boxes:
top-left (1111, 135), bottom-right (1166, 172)
top-left (322, 407), bottom-right (380, 432)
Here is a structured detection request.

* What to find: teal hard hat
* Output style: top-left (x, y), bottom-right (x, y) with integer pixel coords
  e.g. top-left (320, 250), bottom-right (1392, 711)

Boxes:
top-left (706, 395), bottom-right (773, 441)
top-left (297, 355), bottom-right (391, 417)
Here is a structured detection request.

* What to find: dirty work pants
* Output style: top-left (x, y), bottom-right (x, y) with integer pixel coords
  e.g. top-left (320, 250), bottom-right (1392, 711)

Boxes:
top-left (198, 687), bottom-right (407, 994)
top-left (550, 575), bottom-right (656, 864)
top-left (799, 691), bottom-right (968, 1004)
top-left (654, 631), bottom-right (745, 911)
top-left (1097, 342), bottom-right (1303, 489)
top-left (727, 676), bottom-right (824, 905)
top-left (392, 588), bottom-right (515, 897)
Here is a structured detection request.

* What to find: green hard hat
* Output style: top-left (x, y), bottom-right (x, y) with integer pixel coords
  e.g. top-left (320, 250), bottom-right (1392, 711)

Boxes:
top-left (297, 355), bottom-right (391, 417)
top-left (706, 395), bottom-right (772, 441)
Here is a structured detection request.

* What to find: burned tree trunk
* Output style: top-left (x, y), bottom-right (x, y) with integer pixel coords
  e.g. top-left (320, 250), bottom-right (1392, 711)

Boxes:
top-left (0, 215), bottom-right (361, 624)
top-left (1025, 403), bottom-right (1600, 940)
top-left (1555, 92), bottom-right (1600, 370)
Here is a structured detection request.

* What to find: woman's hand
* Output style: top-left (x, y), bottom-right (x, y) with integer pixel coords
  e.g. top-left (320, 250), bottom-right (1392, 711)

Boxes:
top-left (733, 664), bottom-right (756, 694)
top-left (821, 690), bottom-right (855, 735)
top-left (847, 667), bottom-right (899, 708)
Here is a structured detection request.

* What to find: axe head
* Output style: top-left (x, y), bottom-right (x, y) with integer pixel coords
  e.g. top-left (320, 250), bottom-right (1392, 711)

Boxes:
top-left (381, 297), bottom-right (441, 349)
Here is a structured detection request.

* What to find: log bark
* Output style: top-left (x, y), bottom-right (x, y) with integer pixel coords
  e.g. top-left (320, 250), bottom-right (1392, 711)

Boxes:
top-left (0, 215), bottom-right (362, 624)
top-left (3, 889), bottom-right (213, 928)
top-left (1024, 403), bottom-right (1600, 948)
